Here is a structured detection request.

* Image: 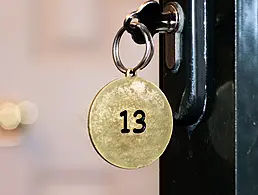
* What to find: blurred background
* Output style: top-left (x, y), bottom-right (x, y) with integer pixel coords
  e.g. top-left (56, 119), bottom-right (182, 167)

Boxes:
top-left (0, 0), bottom-right (159, 195)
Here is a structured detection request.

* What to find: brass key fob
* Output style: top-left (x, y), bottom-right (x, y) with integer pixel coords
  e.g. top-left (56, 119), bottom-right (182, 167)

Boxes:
top-left (88, 22), bottom-right (173, 169)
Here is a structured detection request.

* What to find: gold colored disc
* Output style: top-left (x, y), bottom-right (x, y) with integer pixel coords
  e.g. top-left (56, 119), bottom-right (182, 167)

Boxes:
top-left (88, 76), bottom-right (173, 169)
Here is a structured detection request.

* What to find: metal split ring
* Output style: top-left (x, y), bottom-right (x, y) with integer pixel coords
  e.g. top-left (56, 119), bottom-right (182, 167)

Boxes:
top-left (112, 22), bottom-right (154, 74)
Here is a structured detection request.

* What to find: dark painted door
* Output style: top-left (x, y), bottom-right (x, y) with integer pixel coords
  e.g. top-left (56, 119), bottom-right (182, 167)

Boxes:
top-left (159, 0), bottom-right (235, 194)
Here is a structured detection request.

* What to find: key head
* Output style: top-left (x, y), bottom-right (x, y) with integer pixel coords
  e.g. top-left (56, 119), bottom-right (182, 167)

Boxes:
top-left (124, 1), bottom-right (161, 44)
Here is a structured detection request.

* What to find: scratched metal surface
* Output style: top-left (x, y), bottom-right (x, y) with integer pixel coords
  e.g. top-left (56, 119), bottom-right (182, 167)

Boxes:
top-left (237, 0), bottom-right (258, 194)
top-left (88, 76), bottom-right (172, 169)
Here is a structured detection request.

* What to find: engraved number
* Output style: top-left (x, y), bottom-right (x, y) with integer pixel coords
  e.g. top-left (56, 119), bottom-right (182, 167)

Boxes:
top-left (133, 110), bottom-right (146, 134)
top-left (120, 110), bottom-right (130, 133)
top-left (120, 110), bottom-right (146, 134)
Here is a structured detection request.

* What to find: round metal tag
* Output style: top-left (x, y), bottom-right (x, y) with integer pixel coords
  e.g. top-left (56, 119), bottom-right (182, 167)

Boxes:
top-left (88, 76), bottom-right (173, 169)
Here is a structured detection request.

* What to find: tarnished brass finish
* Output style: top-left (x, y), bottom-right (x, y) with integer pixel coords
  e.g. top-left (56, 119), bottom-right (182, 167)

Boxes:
top-left (88, 75), bottom-right (173, 169)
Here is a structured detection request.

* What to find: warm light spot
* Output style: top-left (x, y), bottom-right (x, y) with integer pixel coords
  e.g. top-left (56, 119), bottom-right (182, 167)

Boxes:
top-left (0, 102), bottom-right (21, 130)
top-left (18, 101), bottom-right (38, 125)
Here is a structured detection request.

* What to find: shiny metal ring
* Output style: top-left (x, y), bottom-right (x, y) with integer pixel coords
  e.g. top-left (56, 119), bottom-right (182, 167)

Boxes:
top-left (112, 22), bottom-right (154, 74)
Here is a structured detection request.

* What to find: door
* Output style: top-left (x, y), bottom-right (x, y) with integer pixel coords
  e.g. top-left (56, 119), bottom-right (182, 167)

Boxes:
top-left (160, 0), bottom-right (258, 195)
top-left (160, 0), bottom-right (234, 194)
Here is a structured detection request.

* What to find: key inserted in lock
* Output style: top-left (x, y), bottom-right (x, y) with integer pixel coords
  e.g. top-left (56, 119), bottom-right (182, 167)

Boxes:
top-left (124, 1), bottom-right (184, 44)
top-left (124, 1), bottom-right (184, 72)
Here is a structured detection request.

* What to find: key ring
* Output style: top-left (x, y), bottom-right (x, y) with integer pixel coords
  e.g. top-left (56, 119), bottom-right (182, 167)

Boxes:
top-left (112, 22), bottom-right (154, 75)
